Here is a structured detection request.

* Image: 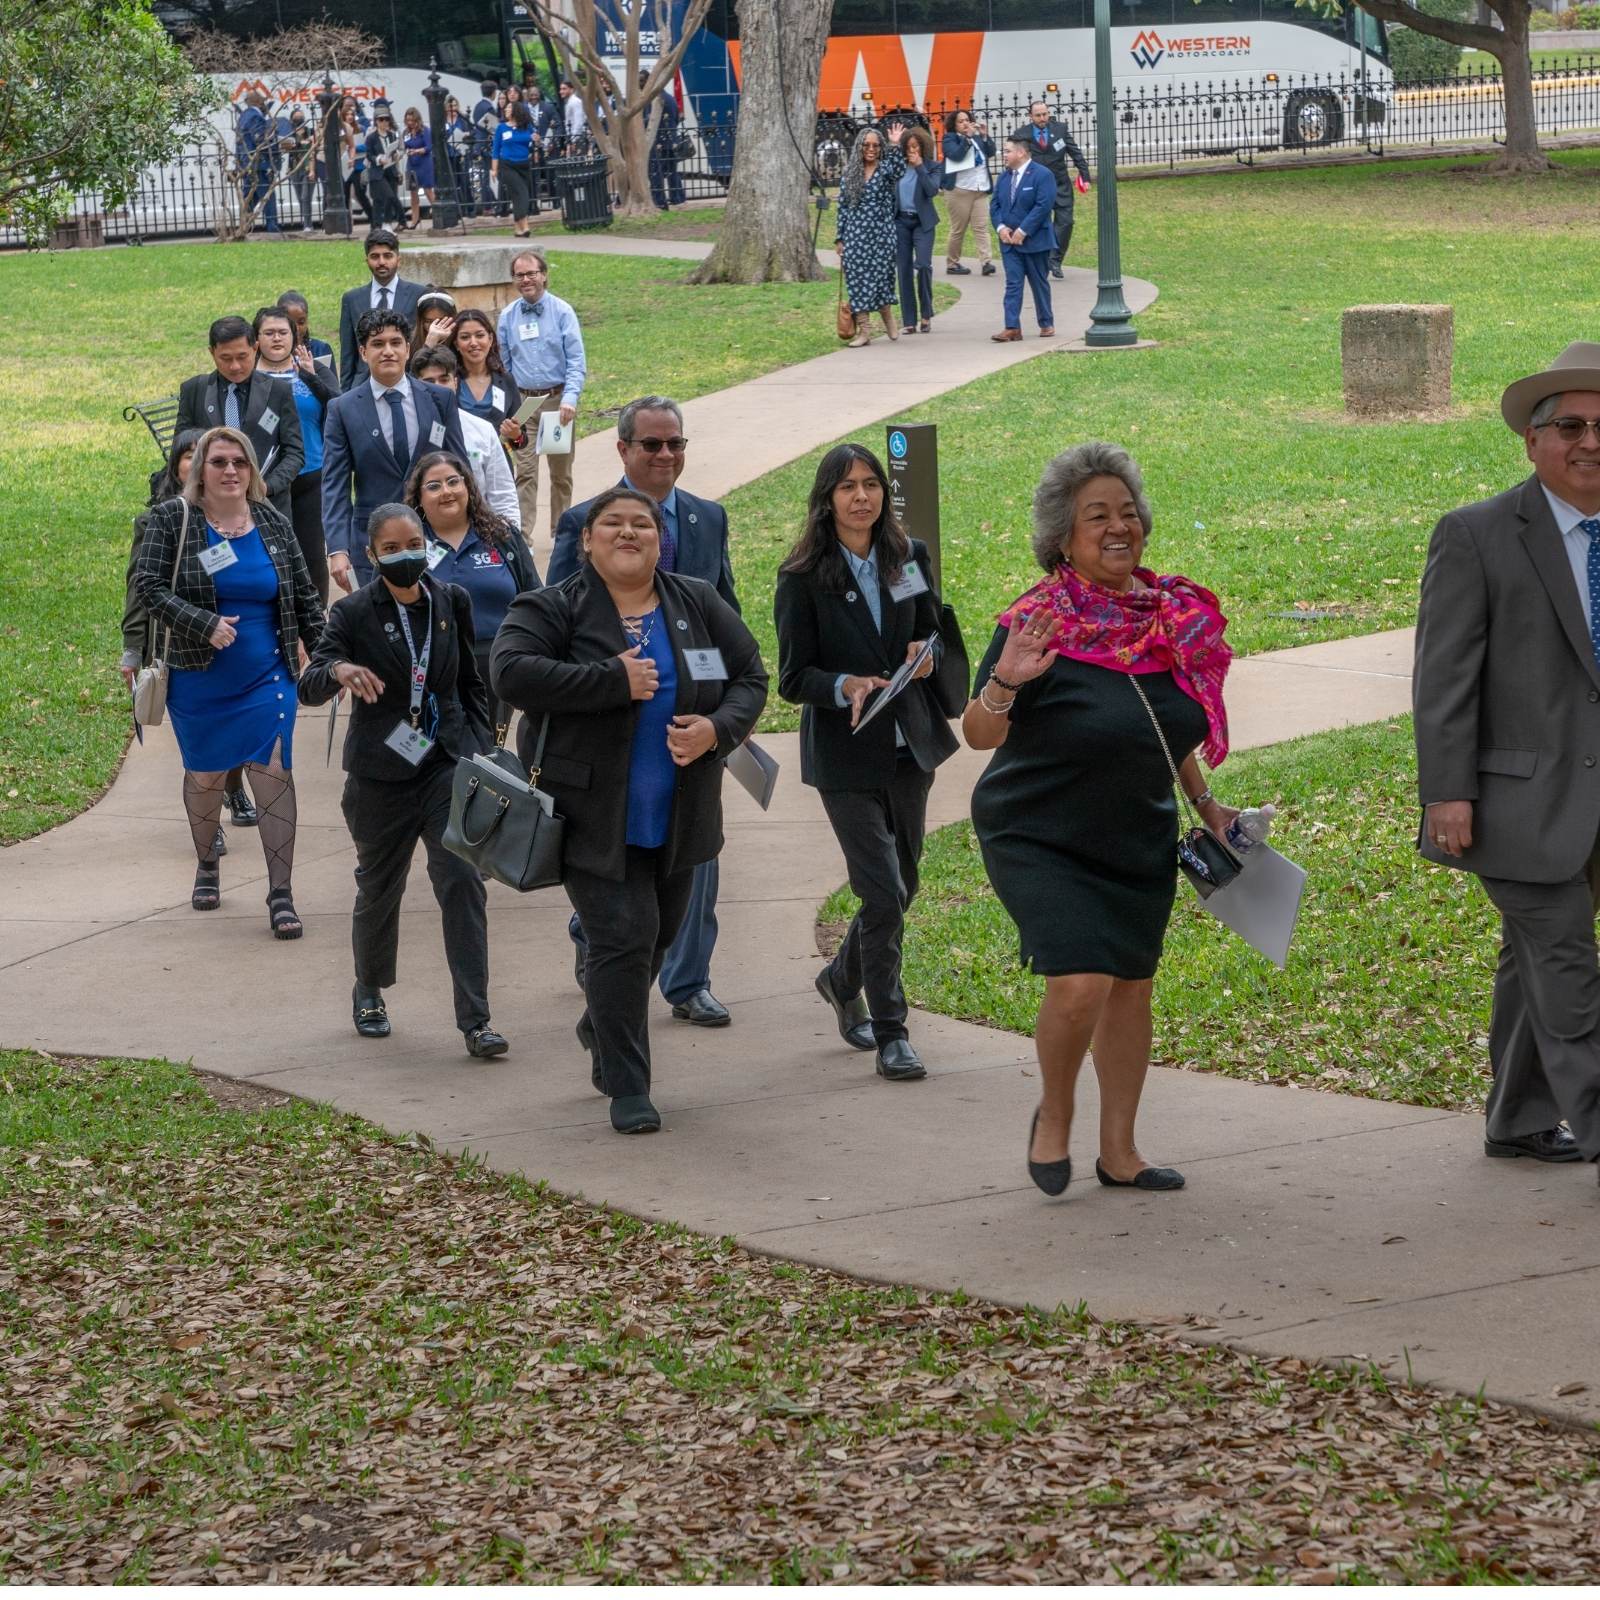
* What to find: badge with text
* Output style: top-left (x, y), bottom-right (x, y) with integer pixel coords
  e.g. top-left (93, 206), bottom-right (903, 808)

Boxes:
top-left (384, 721), bottom-right (434, 766)
top-left (428, 421), bottom-right (446, 447)
top-left (887, 559), bottom-right (930, 601)
top-left (260, 407), bottom-right (280, 434)
top-left (426, 541), bottom-right (448, 569)
top-left (491, 385), bottom-right (507, 412)
top-left (518, 319), bottom-right (540, 340)
top-left (198, 539), bottom-right (240, 576)
top-left (682, 647), bottom-right (727, 682)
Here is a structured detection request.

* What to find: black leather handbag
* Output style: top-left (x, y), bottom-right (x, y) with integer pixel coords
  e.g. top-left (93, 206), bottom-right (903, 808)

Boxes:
top-left (442, 713), bottom-right (565, 891)
top-left (930, 599), bottom-right (971, 720)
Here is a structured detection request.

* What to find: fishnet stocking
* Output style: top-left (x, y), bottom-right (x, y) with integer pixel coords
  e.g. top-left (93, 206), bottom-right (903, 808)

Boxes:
top-left (244, 747), bottom-right (297, 894)
top-left (181, 769), bottom-right (229, 864)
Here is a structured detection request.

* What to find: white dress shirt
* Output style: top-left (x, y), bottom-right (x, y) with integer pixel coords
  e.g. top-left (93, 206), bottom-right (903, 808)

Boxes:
top-left (369, 374), bottom-right (418, 458)
top-left (368, 276), bottom-right (399, 311)
top-left (1546, 484), bottom-right (1600, 639)
top-left (563, 94), bottom-right (587, 140)
top-left (459, 410), bottom-right (520, 530)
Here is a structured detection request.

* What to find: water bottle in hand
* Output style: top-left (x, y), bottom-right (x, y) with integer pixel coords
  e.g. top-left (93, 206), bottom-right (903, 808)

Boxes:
top-left (1224, 804), bottom-right (1277, 856)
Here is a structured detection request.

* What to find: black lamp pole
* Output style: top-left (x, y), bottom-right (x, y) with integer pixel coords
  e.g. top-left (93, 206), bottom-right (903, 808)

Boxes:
top-left (423, 58), bottom-right (462, 231)
top-left (318, 73), bottom-right (351, 236)
top-left (1083, 0), bottom-right (1137, 346)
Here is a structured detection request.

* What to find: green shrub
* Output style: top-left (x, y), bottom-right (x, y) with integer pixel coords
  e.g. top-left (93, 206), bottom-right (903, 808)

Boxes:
top-left (1574, 3), bottom-right (1600, 25)
top-left (1528, 8), bottom-right (1564, 28)
top-left (1384, 0), bottom-right (1472, 79)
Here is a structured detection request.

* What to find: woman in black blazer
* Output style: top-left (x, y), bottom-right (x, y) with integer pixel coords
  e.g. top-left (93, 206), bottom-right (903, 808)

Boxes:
top-left (298, 502), bottom-right (509, 1060)
top-left (491, 486), bottom-right (768, 1135)
top-left (773, 443), bottom-right (958, 1083)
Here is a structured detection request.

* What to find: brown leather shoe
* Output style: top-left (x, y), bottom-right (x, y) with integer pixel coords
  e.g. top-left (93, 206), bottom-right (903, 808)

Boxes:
top-left (991, 328), bottom-right (1022, 342)
top-left (1039, 326), bottom-right (1056, 337)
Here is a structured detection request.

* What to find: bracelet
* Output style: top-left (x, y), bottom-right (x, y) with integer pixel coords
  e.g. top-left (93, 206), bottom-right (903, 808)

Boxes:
top-left (990, 671), bottom-right (1023, 693)
top-left (977, 683), bottom-right (1015, 716)
top-left (1189, 787), bottom-right (1215, 808)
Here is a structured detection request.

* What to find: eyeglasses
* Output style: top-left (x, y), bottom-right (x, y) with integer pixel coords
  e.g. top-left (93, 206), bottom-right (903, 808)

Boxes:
top-left (422, 475), bottom-right (467, 492)
top-left (513, 269), bottom-right (545, 281)
top-left (630, 436), bottom-right (688, 454)
top-left (209, 456), bottom-right (249, 471)
top-left (1538, 417), bottom-right (1600, 444)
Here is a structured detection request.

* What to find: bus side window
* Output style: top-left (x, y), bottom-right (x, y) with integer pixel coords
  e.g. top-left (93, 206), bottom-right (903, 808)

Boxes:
top-left (1110, 0), bottom-right (1174, 26)
top-left (1182, 0), bottom-right (1261, 20)
top-left (989, 0), bottom-right (1082, 27)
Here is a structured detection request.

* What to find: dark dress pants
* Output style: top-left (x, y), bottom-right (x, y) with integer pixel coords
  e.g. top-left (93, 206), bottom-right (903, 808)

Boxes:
top-left (367, 167), bottom-right (402, 227)
top-left (289, 470), bottom-right (328, 603)
top-left (342, 764), bottom-right (490, 1033)
top-left (1050, 194), bottom-right (1075, 269)
top-left (1480, 837), bottom-right (1600, 1160)
top-left (820, 757), bottom-right (934, 1047)
top-left (567, 855), bottom-right (719, 1006)
top-left (565, 845), bottom-right (697, 1099)
top-left (896, 214), bottom-right (935, 327)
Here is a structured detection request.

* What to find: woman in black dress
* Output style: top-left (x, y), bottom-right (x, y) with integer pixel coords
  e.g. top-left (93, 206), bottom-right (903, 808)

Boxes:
top-left (964, 443), bottom-right (1237, 1197)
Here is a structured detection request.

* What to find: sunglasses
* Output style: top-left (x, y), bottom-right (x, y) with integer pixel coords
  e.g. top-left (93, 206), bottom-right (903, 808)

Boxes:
top-left (1538, 417), bottom-right (1600, 444)
top-left (209, 456), bottom-right (250, 471)
top-left (631, 436), bottom-right (688, 454)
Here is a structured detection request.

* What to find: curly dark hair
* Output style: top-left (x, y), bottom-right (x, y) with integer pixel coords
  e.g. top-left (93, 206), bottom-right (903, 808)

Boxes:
top-left (403, 450), bottom-right (520, 551)
top-left (355, 306), bottom-right (413, 347)
top-left (779, 442), bottom-right (908, 593)
top-left (446, 307), bottom-right (509, 383)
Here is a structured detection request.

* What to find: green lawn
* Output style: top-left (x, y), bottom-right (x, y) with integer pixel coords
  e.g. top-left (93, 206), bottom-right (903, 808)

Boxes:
top-left (826, 718), bottom-right (1500, 1114)
top-left (0, 240), bottom-right (838, 843)
top-left (1459, 47), bottom-right (1600, 71)
top-left (6, 1048), bottom-right (1597, 1583)
top-left (730, 146), bottom-right (1600, 732)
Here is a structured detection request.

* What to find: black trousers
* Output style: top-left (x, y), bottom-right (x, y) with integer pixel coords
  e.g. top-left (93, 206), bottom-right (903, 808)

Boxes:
top-left (290, 469), bottom-right (328, 603)
top-left (367, 167), bottom-right (403, 227)
top-left (342, 764), bottom-right (490, 1033)
top-left (820, 757), bottom-right (935, 1046)
top-left (1050, 194), bottom-right (1075, 268)
top-left (896, 214), bottom-right (935, 326)
top-left (499, 159), bottom-right (536, 221)
top-left (565, 845), bottom-right (696, 1099)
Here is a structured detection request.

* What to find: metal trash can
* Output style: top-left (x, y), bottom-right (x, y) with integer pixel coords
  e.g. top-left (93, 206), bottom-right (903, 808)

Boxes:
top-left (554, 157), bottom-right (613, 231)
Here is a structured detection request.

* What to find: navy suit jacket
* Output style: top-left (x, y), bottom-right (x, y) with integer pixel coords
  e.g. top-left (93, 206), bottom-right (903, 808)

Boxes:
top-left (174, 368), bottom-right (303, 518)
top-left (989, 162), bottom-right (1058, 253)
top-left (547, 479), bottom-right (738, 611)
top-left (896, 161), bottom-right (944, 230)
top-left (321, 378), bottom-right (468, 576)
top-left (338, 277), bottom-right (424, 392)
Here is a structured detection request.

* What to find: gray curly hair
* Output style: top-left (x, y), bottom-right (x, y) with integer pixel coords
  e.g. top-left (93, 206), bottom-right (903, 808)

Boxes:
top-left (839, 125), bottom-right (887, 209)
top-left (1030, 442), bottom-right (1153, 572)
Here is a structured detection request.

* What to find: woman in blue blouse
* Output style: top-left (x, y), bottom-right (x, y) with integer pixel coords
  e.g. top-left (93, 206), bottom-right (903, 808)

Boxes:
top-left (447, 309), bottom-right (515, 435)
top-left (402, 105), bottom-right (435, 230)
top-left (492, 100), bottom-right (539, 236)
top-left (253, 304), bottom-right (333, 600)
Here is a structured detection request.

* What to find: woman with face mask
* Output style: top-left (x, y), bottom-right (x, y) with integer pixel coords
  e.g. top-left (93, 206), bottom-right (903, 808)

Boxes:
top-left (298, 503), bottom-right (508, 1059)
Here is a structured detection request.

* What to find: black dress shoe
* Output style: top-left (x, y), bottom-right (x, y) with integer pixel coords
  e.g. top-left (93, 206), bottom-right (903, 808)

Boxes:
top-left (1027, 1109), bottom-right (1072, 1197)
top-left (671, 988), bottom-right (730, 1026)
top-left (1095, 1157), bottom-right (1185, 1191)
top-left (981, 261), bottom-right (996, 275)
top-left (946, 262), bottom-right (971, 275)
top-left (815, 967), bottom-right (875, 1051)
top-left (226, 787), bottom-right (258, 827)
top-left (1485, 1125), bottom-right (1582, 1162)
top-left (611, 1094), bottom-right (661, 1134)
top-left (1050, 266), bottom-right (1065, 279)
top-left (874, 1038), bottom-right (926, 1082)
top-left (577, 1015), bottom-right (603, 1093)
top-left (465, 1024), bottom-right (509, 1059)
top-left (352, 983), bottom-right (390, 1038)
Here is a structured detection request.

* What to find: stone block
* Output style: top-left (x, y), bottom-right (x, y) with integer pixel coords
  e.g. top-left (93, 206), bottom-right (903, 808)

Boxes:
top-left (402, 243), bottom-right (531, 316)
top-left (1341, 303), bottom-right (1453, 416)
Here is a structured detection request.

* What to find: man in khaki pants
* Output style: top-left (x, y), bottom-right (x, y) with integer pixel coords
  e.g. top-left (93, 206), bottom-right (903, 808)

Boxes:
top-left (495, 247), bottom-right (587, 535)
top-left (941, 110), bottom-right (996, 277)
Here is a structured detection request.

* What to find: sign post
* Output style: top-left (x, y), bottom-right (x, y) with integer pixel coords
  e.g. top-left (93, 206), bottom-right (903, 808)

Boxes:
top-left (886, 424), bottom-right (940, 590)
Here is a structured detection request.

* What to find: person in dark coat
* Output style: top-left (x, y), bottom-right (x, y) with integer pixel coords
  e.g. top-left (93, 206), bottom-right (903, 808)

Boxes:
top-left (1008, 100), bottom-right (1090, 278)
top-left (643, 71), bottom-right (686, 209)
top-left (490, 486), bottom-right (768, 1135)
top-left (893, 124), bottom-right (943, 336)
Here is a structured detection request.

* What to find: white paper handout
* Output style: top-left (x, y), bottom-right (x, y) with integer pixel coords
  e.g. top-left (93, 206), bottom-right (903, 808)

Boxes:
top-left (536, 410), bottom-right (573, 455)
top-left (852, 633), bottom-right (938, 736)
top-left (726, 738), bottom-right (780, 811)
top-left (943, 141), bottom-right (981, 173)
top-left (1198, 842), bottom-right (1307, 968)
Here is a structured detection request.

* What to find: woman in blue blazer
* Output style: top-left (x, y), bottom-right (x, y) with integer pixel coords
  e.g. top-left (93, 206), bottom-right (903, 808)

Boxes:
top-left (894, 125), bottom-right (943, 336)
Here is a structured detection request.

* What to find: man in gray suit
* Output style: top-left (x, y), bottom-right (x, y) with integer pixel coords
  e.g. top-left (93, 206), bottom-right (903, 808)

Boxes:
top-left (1413, 340), bottom-right (1600, 1182)
top-left (337, 229), bottom-right (424, 393)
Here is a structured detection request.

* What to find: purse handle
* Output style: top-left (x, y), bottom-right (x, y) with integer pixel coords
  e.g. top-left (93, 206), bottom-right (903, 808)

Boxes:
top-left (1129, 674), bottom-right (1203, 832)
top-left (148, 496), bottom-right (192, 664)
top-left (492, 711), bottom-right (554, 786)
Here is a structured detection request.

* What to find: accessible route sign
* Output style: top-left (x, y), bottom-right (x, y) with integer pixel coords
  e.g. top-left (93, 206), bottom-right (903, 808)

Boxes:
top-left (886, 424), bottom-right (940, 589)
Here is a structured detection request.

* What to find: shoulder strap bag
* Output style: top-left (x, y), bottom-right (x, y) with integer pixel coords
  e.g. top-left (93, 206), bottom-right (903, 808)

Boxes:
top-left (131, 497), bottom-right (191, 727)
top-left (1130, 674), bottom-right (1241, 901)
top-left (442, 712), bottom-right (566, 891)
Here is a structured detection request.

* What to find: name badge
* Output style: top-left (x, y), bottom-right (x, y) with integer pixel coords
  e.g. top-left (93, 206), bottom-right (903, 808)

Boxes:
top-left (491, 385), bottom-right (507, 412)
top-left (1052, 137), bottom-right (1066, 150)
top-left (384, 722), bottom-right (434, 765)
top-left (519, 319), bottom-right (539, 340)
top-left (260, 407), bottom-right (280, 434)
top-left (887, 559), bottom-right (930, 601)
top-left (428, 421), bottom-right (446, 447)
top-left (198, 539), bottom-right (239, 575)
top-left (683, 647), bottom-right (727, 682)
top-left (426, 542), bottom-right (448, 569)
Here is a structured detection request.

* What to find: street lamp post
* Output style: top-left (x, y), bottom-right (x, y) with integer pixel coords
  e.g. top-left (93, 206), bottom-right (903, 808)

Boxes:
top-left (318, 72), bottom-right (351, 236)
top-left (1083, 0), bottom-right (1137, 347)
top-left (423, 59), bottom-right (462, 231)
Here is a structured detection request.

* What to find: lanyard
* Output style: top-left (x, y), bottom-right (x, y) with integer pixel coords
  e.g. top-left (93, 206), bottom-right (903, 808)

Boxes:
top-left (393, 587), bottom-right (433, 728)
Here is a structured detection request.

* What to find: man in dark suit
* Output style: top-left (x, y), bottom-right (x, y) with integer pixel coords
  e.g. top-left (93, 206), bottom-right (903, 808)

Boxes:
top-left (175, 315), bottom-right (303, 520)
top-left (337, 229), bottom-right (424, 393)
top-left (321, 308), bottom-right (469, 593)
top-left (1414, 340), bottom-right (1600, 1181)
top-left (989, 133), bottom-right (1058, 342)
top-left (1010, 100), bottom-right (1089, 279)
top-left (548, 395), bottom-right (739, 1027)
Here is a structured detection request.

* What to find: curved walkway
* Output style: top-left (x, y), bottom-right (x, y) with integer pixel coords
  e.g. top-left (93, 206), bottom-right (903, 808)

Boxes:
top-left (4, 249), bottom-right (1596, 1428)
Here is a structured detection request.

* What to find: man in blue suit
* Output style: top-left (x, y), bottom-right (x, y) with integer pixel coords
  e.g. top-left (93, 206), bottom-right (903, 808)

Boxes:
top-left (547, 395), bottom-right (740, 1027)
top-left (321, 309), bottom-right (468, 593)
top-left (337, 229), bottom-right (424, 393)
top-left (989, 132), bottom-right (1058, 342)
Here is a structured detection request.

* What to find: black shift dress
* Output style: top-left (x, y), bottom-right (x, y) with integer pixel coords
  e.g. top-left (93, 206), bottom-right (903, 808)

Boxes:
top-left (969, 625), bottom-right (1209, 979)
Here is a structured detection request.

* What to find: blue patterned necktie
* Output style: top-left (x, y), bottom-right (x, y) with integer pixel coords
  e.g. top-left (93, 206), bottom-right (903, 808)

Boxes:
top-left (1583, 518), bottom-right (1600, 666)
top-left (384, 388), bottom-right (409, 465)
top-left (224, 382), bottom-right (241, 431)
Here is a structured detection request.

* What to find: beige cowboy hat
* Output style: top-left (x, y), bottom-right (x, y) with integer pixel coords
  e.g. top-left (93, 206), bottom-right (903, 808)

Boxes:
top-left (1501, 341), bottom-right (1600, 431)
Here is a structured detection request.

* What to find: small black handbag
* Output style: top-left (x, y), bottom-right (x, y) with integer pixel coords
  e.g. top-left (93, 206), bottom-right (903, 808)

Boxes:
top-left (1130, 676), bottom-right (1241, 901)
top-left (442, 713), bottom-right (565, 892)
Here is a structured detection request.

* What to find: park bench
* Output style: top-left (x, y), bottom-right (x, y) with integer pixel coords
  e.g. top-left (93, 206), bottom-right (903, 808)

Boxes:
top-left (123, 395), bottom-right (182, 460)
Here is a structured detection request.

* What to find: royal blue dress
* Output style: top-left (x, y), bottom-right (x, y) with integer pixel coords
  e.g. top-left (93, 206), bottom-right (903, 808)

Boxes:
top-left (167, 525), bottom-right (297, 772)
top-left (624, 613), bottom-right (678, 849)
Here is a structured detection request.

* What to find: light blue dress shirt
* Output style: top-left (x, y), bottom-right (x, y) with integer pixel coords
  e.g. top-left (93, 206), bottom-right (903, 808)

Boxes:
top-left (833, 542), bottom-right (904, 746)
top-left (1546, 485), bottom-right (1600, 640)
top-left (623, 474), bottom-right (678, 569)
top-left (495, 289), bottom-right (588, 409)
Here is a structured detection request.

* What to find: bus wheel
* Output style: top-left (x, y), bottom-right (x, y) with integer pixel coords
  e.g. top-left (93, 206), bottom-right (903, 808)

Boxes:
top-left (1283, 89), bottom-right (1343, 148)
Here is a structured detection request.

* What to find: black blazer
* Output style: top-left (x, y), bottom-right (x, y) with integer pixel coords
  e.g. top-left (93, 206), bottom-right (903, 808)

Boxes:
top-left (773, 536), bottom-right (958, 791)
top-left (1007, 120), bottom-right (1090, 201)
top-left (489, 566), bottom-right (768, 882)
top-left (298, 573), bottom-right (492, 782)
top-left (174, 369), bottom-right (304, 517)
top-left (338, 277), bottom-right (425, 392)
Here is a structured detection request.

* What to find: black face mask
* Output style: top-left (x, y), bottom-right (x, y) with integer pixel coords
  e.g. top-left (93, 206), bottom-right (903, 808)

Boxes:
top-left (375, 549), bottom-right (428, 588)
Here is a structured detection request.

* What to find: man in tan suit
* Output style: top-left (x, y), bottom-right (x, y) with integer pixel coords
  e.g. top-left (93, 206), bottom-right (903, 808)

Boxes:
top-left (1413, 341), bottom-right (1600, 1182)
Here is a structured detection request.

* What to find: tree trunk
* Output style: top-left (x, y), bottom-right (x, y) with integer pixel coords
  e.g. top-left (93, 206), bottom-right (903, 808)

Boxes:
top-left (1484, 1), bottom-right (1552, 172)
top-left (690, 0), bottom-right (831, 284)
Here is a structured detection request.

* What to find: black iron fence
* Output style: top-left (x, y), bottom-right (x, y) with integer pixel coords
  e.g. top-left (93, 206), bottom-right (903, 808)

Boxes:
top-left (10, 58), bottom-right (1600, 249)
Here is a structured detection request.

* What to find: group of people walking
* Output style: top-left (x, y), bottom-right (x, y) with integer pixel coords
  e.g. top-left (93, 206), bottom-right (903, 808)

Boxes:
top-left (834, 100), bottom-right (1091, 346)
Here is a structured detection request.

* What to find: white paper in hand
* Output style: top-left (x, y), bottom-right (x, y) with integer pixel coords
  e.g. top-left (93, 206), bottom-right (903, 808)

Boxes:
top-left (536, 410), bottom-right (573, 455)
top-left (1198, 842), bottom-right (1306, 968)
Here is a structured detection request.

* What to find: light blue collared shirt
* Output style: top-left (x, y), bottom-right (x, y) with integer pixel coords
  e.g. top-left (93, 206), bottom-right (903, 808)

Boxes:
top-left (1546, 485), bottom-right (1600, 640)
top-left (833, 542), bottom-right (903, 746)
top-left (495, 289), bottom-right (587, 408)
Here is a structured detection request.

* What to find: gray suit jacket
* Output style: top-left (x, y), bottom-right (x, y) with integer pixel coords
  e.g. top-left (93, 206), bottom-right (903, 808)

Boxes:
top-left (1413, 473), bottom-right (1600, 883)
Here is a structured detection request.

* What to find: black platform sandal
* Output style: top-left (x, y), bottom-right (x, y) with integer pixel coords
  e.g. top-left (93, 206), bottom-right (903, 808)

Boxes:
top-left (192, 859), bottom-right (220, 911)
top-left (267, 886), bottom-right (303, 941)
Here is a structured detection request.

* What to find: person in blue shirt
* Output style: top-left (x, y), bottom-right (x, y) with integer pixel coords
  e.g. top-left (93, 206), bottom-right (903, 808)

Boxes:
top-left (492, 100), bottom-right (540, 235)
top-left (893, 124), bottom-right (943, 336)
top-left (236, 91), bottom-right (281, 234)
top-left (495, 247), bottom-right (587, 538)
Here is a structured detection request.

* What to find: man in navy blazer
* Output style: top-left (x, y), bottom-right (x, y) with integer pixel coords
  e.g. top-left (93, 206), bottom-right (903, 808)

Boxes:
top-left (547, 395), bottom-right (740, 1026)
top-left (338, 229), bottom-right (425, 392)
top-left (322, 308), bottom-right (468, 592)
top-left (989, 133), bottom-right (1058, 342)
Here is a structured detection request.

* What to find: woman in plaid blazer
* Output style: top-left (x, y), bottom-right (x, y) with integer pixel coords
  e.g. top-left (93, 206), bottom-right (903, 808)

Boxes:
top-left (134, 426), bottom-right (324, 937)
